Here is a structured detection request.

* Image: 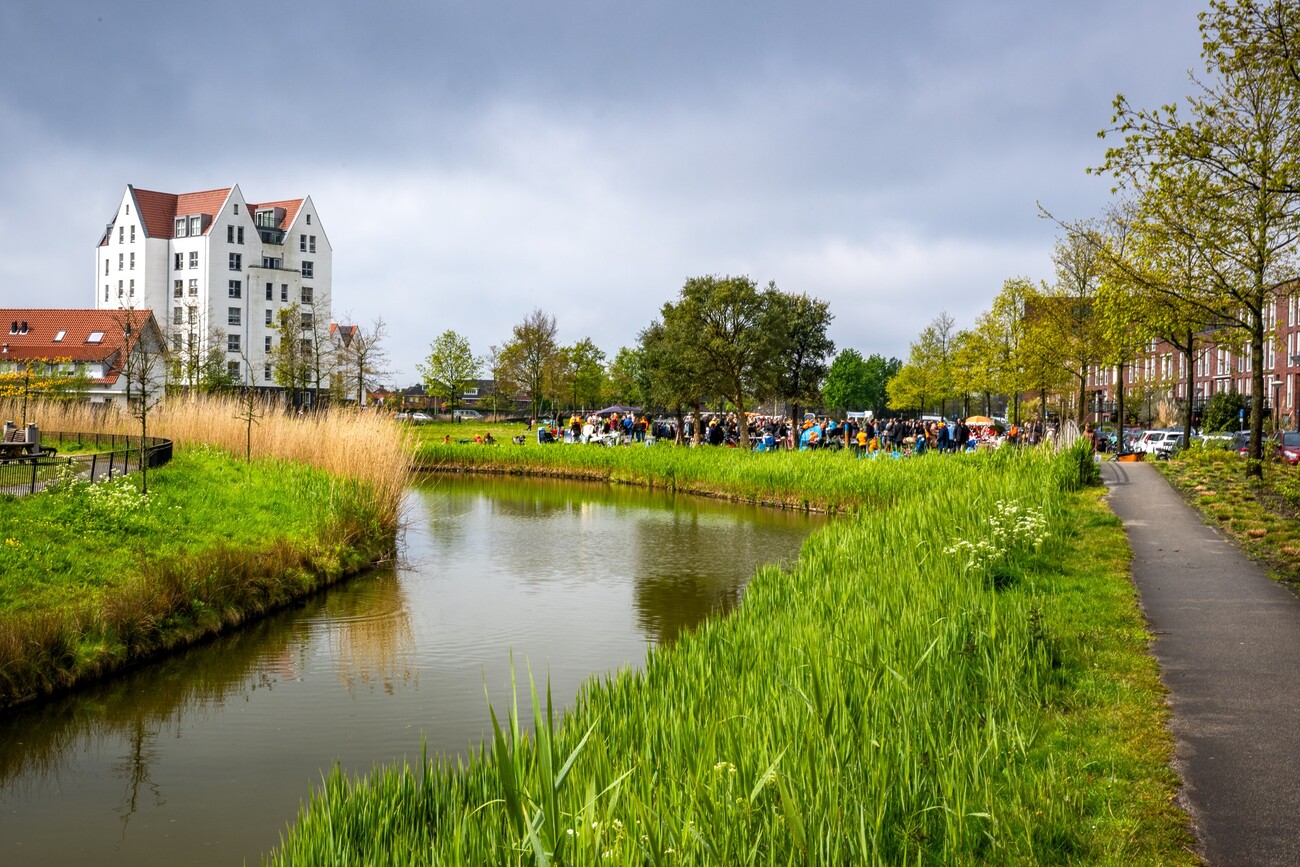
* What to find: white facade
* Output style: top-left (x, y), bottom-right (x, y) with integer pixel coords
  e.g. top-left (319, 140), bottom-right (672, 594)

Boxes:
top-left (95, 184), bottom-right (332, 388)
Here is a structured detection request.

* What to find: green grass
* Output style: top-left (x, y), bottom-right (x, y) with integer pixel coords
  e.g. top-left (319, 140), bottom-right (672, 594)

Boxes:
top-left (265, 444), bottom-right (1193, 865)
top-left (0, 445), bottom-right (396, 706)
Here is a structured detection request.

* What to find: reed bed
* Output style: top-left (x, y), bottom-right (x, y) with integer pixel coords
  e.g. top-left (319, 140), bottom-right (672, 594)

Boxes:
top-left (267, 445), bottom-right (1190, 865)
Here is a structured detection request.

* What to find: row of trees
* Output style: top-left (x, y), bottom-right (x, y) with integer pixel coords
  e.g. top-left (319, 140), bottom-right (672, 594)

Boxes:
top-left (887, 0), bottom-right (1300, 477)
top-left (416, 277), bottom-right (903, 441)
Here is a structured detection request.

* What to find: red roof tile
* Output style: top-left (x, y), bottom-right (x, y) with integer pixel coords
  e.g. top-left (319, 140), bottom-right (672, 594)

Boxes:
top-left (127, 186), bottom-right (232, 239)
top-left (251, 198), bottom-right (305, 230)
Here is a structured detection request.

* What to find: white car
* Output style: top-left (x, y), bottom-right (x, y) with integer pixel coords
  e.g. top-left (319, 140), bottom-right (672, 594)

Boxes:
top-left (454, 409), bottom-right (483, 420)
top-left (409, 412), bottom-right (433, 424)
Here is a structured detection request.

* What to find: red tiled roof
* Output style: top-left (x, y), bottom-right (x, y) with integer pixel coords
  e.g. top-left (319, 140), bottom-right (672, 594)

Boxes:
top-left (131, 186), bottom-right (231, 239)
top-left (0, 309), bottom-right (162, 384)
top-left (251, 198), bottom-right (305, 230)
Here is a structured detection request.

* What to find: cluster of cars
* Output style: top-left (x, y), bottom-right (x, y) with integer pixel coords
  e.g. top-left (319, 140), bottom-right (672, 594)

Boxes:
top-left (392, 409), bottom-right (484, 424)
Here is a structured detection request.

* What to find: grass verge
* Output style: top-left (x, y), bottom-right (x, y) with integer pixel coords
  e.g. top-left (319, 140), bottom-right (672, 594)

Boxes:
top-left (266, 444), bottom-right (1194, 865)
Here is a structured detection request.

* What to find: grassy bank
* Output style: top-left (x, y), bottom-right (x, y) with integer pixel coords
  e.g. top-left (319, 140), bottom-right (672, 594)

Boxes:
top-left (267, 444), bottom-right (1193, 865)
top-left (0, 398), bottom-right (410, 708)
top-left (1155, 445), bottom-right (1300, 589)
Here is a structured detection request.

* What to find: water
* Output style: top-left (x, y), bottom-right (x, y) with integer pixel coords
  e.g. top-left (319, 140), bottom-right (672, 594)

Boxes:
top-left (0, 475), bottom-right (821, 866)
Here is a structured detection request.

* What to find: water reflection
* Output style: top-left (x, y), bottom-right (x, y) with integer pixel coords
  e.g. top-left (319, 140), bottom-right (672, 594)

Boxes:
top-left (0, 475), bottom-right (820, 867)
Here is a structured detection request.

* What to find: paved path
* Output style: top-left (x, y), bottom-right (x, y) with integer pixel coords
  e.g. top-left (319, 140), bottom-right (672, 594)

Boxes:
top-left (1102, 461), bottom-right (1300, 866)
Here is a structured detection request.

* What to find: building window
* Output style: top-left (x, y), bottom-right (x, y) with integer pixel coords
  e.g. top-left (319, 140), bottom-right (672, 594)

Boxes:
top-left (175, 217), bottom-right (188, 238)
top-left (229, 253), bottom-right (242, 271)
top-left (301, 311), bottom-right (313, 329)
top-left (118, 253), bottom-right (124, 270)
top-left (227, 225), bottom-right (235, 243)
top-left (189, 215), bottom-right (202, 236)
top-left (301, 287), bottom-right (313, 304)
top-left (187, 307), bottom-right (197, 324)
top-left (119, 226), bottom-right (124, 243)
top-left (130, 225), bottom-right (136, 242)
top-left (174, 280), bottom-right (183, 298)
top-left (300, 234), bottom-right (307, 252)
top-left (189, 251), bottom-right (199, 269)
top-left (105, 259), bottom-right (109, 276)
top-left (264, 335), bottom-right (272, 351)
top-left (129, 252), bottom-right (135, 270)
top-left (129, 279), bottom-right (135, 297)
top-left (228, 307), bottom-right (241, 326)
top-left (171, 335), bottom-right (181, 352)
top-left (188, 278), bottom-right (198, 296)
top-left (262, 256), bottom-right (282, 268)
top-left (118, 280), bottom-right (124, 297)
top-left (300, 339), bottom-right (311, 354)
top-left (265, 309), bottom-right (273, 326)
top-left (299, 234), bottom-right (316, 253)
top-left (228, 361), bottom-right (240, 378)
top-left (175, 253), bottom-right (183, 270)
top-left (264, 364), bottom-right (272, 381)
top-left (228, 334), bottom-right (241, 352)
top-left (173, 307), bottom-right (183, 325)
top-left (237, 226), bottom-right (244, 244)
top-left (281, 284), bottom-right (289, 302)
top-left (265, 282), bottom-right (273, 300)
top-left (229, 280), bottom-right (242, 298)
top-left (301, 261), bottom-right (313, 278)
top-left (306, 214), bottom-right (312, 225)
top-left (104, 285), bottom-right (109, 302)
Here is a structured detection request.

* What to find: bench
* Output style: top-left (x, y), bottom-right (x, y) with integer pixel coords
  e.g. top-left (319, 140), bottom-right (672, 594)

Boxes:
top-left (0, 426), bottom-right (54, 460)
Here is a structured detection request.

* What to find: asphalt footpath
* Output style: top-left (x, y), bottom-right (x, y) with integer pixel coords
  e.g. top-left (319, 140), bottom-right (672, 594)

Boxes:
top-left (1102, 460), bottom-right (1300, 866)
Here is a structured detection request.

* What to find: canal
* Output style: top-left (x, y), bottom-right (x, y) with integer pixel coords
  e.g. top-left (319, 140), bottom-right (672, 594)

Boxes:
top-left (0, 474), bottom-right (822, 865)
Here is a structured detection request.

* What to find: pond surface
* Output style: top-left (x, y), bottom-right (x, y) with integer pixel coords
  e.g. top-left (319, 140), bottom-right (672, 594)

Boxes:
top-left (0, 475), bottom-right (822, 866)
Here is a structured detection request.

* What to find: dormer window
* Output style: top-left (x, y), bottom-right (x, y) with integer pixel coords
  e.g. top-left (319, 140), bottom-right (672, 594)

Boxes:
top-left (189, 215), bottom-right (202, 236)
top-left (175, 217), bottom-right (188, 237)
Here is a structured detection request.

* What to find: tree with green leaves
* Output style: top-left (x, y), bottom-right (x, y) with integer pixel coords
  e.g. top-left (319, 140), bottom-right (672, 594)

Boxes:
top-left (822, 349), bottom-right (872, 414)
top-left (271, 302), bottom-right (312, 410)
top-left (638, 320), bottom-right (707, 444)
top-left (559, 338), bottom-right (606, 411)
top-left (770, 292), bottom-right (835, 424)
top-left (605, 346), bottom-right (649, 409)
top-left (335, 317), bottom-right (391, 407)
top-left (660, 275), bottom-right (784, 449)
top-left (1095, 0), bottom-right (1300, 473)
top-left (499, 309), bottom-right (560, 422)
top-left (418, 330), bottom-right (480, 420)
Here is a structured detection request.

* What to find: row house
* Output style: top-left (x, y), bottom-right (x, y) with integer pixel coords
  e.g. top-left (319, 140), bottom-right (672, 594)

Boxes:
top-left (1084, 290), bottom-right (1300, 429)
top-left (95, 184), bottom-right (331, 392)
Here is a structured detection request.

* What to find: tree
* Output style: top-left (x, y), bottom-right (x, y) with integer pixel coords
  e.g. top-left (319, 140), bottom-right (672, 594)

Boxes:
top-left (888, 314), bottom-right (958, 417)
top-left (336, 317), bottom-right (391, 407)
top-left (862, 354), bottom-right (902, 417)
top-left (638, 320), bottom-right (707, 444)
top-left (605, 346), bottom-right (650, 408)
top-left (559, 338), bottom-right (606, 410)
top-left (499, 309), bottom-right (561, 422)
top-left (1095, 0), bottom-right (1300, 473)
top-left (660, 275), bottom-right (784, 449)
top-left (418, 330), bottom-right (480, 419)
top-left (270, 303), bottom-right (312, 410)
top-left (822, 349), bottom-right (872, 413)
top-left (771, 292), bottom-right (835, 423)
top-left (114, 308), bottom-right (167, 496)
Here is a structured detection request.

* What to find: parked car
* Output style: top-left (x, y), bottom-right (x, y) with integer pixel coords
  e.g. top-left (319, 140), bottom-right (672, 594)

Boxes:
top-left (1276, 430), bottom-right (1300, 465)
top-left (454, 409), bottom-right (484, 420)
top-left (1151, 430), bottom-right (1186, 459)
top-left (408, 412), bottom-right (434, 424)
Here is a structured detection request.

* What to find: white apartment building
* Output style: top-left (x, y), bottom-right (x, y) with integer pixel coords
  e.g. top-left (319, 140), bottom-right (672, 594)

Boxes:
top-left (95, 184), bottom-right (331, 391)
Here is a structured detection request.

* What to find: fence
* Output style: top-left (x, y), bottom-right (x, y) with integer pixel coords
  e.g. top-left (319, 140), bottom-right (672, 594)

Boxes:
top-left (0, 431), bottom-right (173, 496)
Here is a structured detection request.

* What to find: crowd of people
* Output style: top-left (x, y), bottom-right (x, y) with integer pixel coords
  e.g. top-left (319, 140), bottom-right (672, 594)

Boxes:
top-left (524, 411), bottom-right (1056, 455)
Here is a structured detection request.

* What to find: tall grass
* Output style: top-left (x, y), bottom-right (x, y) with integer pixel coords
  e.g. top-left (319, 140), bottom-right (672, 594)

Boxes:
top-left (266, 445), bottom-right (1193, 865)
top-left (6, 395), bottom-right (410, 527)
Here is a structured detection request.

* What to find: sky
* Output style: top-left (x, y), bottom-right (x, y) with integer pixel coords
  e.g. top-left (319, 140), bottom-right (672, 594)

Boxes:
top-left (0, 2), bottom-right (1206, 386)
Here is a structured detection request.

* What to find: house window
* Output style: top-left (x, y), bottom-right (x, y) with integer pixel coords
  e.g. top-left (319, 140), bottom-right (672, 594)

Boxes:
top-left (265, 282), bottom-right (273, 301)
top-left (265, 309), bottom-right (273, 326)
top-left (189, 215), bottom-right (202, 236)
top-left (309, 235), bottom-right (316, 253)
top-left (87, 331), bottom-right (104, 344)
top-left (188, 278), bottom-right (198, 296)
top-left (234, 204), bottom-right (239, 214)
top-left (174, 217), bottom-right (188, 237)
top-left (228, 361), bottom-right (240, 378)
top-left (129, 279), bottom-right (135, 297)
top-left (264, 336), bottom-right (272, 351)
top-left (175, 253), bottom-right (183, 270)
top-left (119, 226), bottom-right (124, 243)
top-left (174, 280), bottom-right (183, 298)
top-left (300, 234), bottom-right (307, 252)
top-left (306, 214), bottom-right (311, 225)
top-left (281, 284), bottom-right (288, 302)
top-left (229, 253), bottom-right (242, 271)
top-left (228, 307), bottom-right (241, 326)
top-left (228, 334), bottom-right (241, 352)
top-left (189, 251), bottom-right (199, 268)
top-left (171, 335), bottom-right (181, 352)
top-left (187, 307), bottom-right (196, 324)
top-left (105, 259), bottom-right (109, 276)
top-left (301, 311), bottom-right (313, 329)
top-left (237, 226), bottom-right (244, 244)
top-left (129, 252), bottom-right (135, 270)
top-left (301, 287), bottom-right (313, 304)
top-left (264, 364), bottom-right (272, 381)
top-left (227, 225), bottom-right (235, 243)
top-left (173, 307), bottom-right (183, 325)
top-left (104, 285), bottom-right (109, 302)
top-left (262, 256), bottom-right (282, 268)
top-left (229, 280), bottom-right (242, 298)
top-left (130, 225), bottom-right (136, 242)
top-left (300, 339), bottom-right (311, 354)
top-left (301, 261), bottom-right (313, 278)
top-left (118, 280), bottom-right (124, 297)
top-left (118, 253), bottom-right (124, 270)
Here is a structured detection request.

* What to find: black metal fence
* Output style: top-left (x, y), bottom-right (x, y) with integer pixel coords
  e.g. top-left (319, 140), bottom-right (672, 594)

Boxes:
top-left (0, 431), bottom-right (173, 496)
